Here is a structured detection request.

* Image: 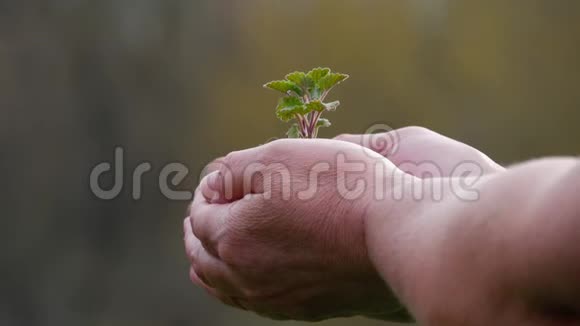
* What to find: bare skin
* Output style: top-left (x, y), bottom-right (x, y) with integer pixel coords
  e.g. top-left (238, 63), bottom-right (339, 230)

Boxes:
top-left (184, 126), bottom-right (580, 325)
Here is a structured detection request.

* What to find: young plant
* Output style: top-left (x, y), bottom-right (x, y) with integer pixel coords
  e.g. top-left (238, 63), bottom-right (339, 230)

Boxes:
top-left (264, 67), bottom-right (349, 138)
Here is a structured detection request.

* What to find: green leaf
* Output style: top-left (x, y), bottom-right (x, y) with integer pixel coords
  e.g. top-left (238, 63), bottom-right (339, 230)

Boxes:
top-left (318, 73), bottom-right (349, 92)
top-left (263, 68), bottom-right (348, 139)
top-left (277, 95), bottom-right (304, 108)
top-left (277, 107), bottom-right (301, 122)
top-left (305, 100), bottom-right (325, 113)
top-left (285, 71), bottom-right (305, 84)
top-left (306, 67), bottom-right (331, 83)
top-left (285, 71), bottom-right (315, 95)
top-left (316, 118), bottom-right (331, 128)
top-left (264, 80), bottom-right (303, 96)
top-left (285, 71), bottom-right (310, 87)
top-left (309, 87), bottom-right (322, 100)
top-left (276, 96), bottom-right (305, 122)
top-left (324, 100), bottom-right (340, 111)
top-left (286, 124), bottom-right (302, 138)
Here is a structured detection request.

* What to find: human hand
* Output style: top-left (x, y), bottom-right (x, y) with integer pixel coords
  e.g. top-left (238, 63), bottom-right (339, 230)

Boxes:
top-left (184, 139), bottom-right (412, 321)
top-left (335, 126), bottom-right (504, 177)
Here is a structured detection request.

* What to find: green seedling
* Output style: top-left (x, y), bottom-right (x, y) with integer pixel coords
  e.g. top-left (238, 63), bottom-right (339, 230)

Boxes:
top-left (264, 67), bottom-right (349, 138)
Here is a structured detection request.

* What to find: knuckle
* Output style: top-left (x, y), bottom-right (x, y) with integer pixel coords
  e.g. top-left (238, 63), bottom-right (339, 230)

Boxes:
top-left (334, 133), bottom-right (351, 141)
top-left (262, 139), bottom-right (295, 157)
top-left (194, 267), bottom-right (209, 285)
top-left (222, 152), bottom-right (238, 170)
top-left (262, 139), bottom-right (284, 156)
top-left (186, 247), bottom-right (196, 261)
top-left (191, 219), bottom-right (216, 252)
top-left (190, 214), bottom-right (204, 237)
top-left (399, 125), bottom-right (433, 136)
top-left (188, 245), bottom-right (201, 264)
top-left (217, 241), bottom-right (241, 265)
top-left (189, 266), bottom-right (201, 284)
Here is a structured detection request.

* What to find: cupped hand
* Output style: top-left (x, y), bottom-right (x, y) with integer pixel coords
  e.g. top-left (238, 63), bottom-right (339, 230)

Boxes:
top-left (335, 126), bottom-right (504, 177)
top-left (184, 139), bottom-right (412, 321)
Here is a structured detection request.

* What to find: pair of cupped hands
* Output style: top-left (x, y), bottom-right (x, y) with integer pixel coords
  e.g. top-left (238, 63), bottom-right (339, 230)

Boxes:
top-left (183, 126), bottom-right (502, 322)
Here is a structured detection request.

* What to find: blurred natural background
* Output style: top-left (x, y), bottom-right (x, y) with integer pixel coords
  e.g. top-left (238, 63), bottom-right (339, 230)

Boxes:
top-left (2, 1), bottom-right (579, 325)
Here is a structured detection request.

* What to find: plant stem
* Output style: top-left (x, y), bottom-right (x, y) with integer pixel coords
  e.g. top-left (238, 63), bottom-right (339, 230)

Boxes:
top-left (297, 115), bottom-right (308, 138)
top-left (306, 111), bottom-right (322, 138)
top-left (301, 95), bottom-right (312, 138)
top-left (306, 112), bottom-right (318, 138)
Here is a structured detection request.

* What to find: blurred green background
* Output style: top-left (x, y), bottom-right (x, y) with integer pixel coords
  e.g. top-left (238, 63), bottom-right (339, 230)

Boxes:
top-left (2, 1), bottom-right (579, 325)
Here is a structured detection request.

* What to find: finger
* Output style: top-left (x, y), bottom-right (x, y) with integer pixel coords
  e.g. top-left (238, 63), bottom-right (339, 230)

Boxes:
top-left (184, 217), bottom-right (211, 284)
top-left (184, 217), bottom-right (198, 259)
top-left (200, 146), bottom-right (267, 203)
top-left (189, 264), bottom-right (216, 293)
top-left (333, 133), bottom-right (364, 144)
top-left (184, 216), bottom-right (213, 264)
top-left (189, 187), bottom-right (231, 257)
top-left (185, 225), bottom-right (245, 297)
top-left (184, 222), bottom-right (222, 287)
top-left (191, 157), bottom-right (227, 207)
top-left (199, 171), bottom-right (223, 203)
top-left (186, 195), bottom-right (221, 257)
top-left (334, 132), bottom-right (399, 157)
top-left (189, 266), bottom-right (245, 310)
top-left (203, 157), bottom-right (226, 176)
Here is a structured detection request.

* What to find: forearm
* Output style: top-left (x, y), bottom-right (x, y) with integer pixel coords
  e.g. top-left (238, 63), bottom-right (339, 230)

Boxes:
top-left (366, 157), bottom-right (580, 323)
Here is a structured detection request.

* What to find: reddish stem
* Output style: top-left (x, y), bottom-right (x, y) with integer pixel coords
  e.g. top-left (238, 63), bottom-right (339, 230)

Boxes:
top-left (297, 115), bottom-right (307, 138)
top-left (307, 111), bottom-right (322, 138)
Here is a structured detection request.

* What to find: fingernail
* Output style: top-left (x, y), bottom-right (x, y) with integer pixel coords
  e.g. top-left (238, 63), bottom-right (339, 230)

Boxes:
top-left (203, 171), bottom-right (224, 203)
top-left (206, 171), bottom-right (222, 191)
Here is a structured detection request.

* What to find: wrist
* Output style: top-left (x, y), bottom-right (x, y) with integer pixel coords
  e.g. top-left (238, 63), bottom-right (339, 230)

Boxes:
top-left (359, 164), bottom-right (427, 321)
top-left (364, 169), bottom-right (499, 322)
top-left (363, 170), bottom-right (456, 321)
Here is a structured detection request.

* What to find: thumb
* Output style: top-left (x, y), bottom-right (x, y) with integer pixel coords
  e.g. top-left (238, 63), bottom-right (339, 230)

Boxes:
top-left (200, 147), bottom-right (266, 204)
